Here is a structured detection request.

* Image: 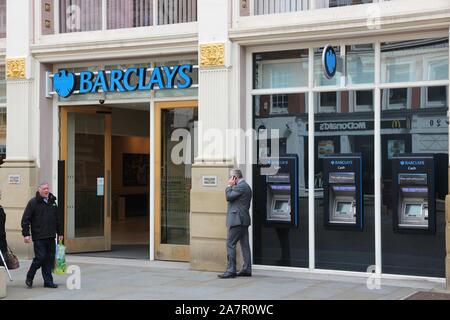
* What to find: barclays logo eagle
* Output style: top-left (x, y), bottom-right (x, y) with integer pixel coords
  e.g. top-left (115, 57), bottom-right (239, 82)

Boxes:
top-left (53, 70), bottom-right (76, 98)
top-left (325, 50), bottom-right (336, 76)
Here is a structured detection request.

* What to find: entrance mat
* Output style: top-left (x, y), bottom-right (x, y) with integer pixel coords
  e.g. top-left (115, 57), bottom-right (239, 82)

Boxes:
top-left (71, 245), bottom-right (150, 260)
top-left (405, 291), bottom-right (450, 300)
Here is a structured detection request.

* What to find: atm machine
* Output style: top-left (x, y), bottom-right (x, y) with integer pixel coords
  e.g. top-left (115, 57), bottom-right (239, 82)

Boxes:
top-left (259, 155), bottom-right (299, 227)
top-left (323, 154), bottom-right (364, 230)
top-left (392, 154), bottom-right (448, 234)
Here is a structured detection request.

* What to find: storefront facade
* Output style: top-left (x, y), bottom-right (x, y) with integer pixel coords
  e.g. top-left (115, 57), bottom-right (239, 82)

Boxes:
top-left (1, 0), bottom-right (450, 284)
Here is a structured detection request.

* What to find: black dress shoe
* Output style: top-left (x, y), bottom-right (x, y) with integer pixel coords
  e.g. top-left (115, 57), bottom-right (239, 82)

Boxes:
top-left (217, 273), bottom-right (236, 279)
top-left (25, 279), bottom-right (33, 289)
top-left (44, 283), bottom-right (58, 289)
top-left (237, 271), bottom-right (252, 277)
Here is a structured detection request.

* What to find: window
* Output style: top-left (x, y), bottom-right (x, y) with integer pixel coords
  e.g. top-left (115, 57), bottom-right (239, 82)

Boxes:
top-left (253, 0), bottom-right (308, 15)
top-left (382, 38), bottom-right (449, 83)
top-left (0, 65), bottom-right (5, 104)
top-left (315, 0), bottom-right (373, 8)
top-left (59, 0), bottom-right (102, 33)
top-left (346, 44), bottom-right (375, 85)
top-left (57, 0), bottom-right (197, 33)
top-left (107, 0), bottom-right (153, 29)
top-left (254, 50), bottom-right (309, 89)
top-left (382, 88), bottom-right (411, 110)
top-left (318, 92), bottom-right (339, 113)
top-left (422, 86), bottom-right (448, 108)
top-left (314, 47), bottom-right (341, 87)
top-left (0, 0), bottom-right (5, 38)
top-left (270, 94), bottom-right (289, 114)
top-left (386, 62), bottom-right (412, 83)
top-left (425, 56), bottom-right (449, 81)
top-left (352, 90), bottom-right (373, 112)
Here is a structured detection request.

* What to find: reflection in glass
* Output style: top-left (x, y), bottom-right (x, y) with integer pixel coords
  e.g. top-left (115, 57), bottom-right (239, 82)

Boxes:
top-left (314, 90), bottom-right (375, 271)
top-left (381, 86), bottom-right (448, 111)
top-left (381, 38), bottom-right (449, 83)
top-left (161, 108), bottom-right (198, 245)
top-left (346, 44), bottom-right (375, 85)
top-left (253, 93), bottom-right (309, 268)
top-left (67, 113), bottom-right (105, 239)
top-left (381, 85), bottom-right (448, 277)
top-left (254, 50), bottom-right (308, 89)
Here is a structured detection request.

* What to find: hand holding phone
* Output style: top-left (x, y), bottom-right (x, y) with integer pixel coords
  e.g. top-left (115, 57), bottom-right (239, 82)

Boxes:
top-left (228, 176), bottom-right (237, 186)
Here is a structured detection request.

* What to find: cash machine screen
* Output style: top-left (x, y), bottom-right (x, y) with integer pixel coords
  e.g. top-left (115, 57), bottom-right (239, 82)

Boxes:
top-left (405, 204), bottom-right (422, 217)
top-left (337, 202), bottom-right (353, 215)
top-left (329, 172), bottom-right (355, 184)
top-left (274, 200), bottom-right (290, 214)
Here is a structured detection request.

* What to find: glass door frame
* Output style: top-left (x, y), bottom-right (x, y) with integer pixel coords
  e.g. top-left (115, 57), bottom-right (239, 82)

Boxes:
top-left (154, 100), bottom-right (198, 262)
top-left (60, 106), bottom-right (112, 253)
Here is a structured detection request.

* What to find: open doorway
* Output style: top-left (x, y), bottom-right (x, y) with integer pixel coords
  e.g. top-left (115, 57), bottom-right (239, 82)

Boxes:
top-left (110, 104), bottom-right (150, 259)
top-left (110, 105), bottom-right (150, 259)
top-left (65, 104), bottom-right (150, 260)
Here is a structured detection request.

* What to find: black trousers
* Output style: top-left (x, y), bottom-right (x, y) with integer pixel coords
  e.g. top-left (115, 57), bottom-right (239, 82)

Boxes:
top-left (27, 238), bottom-right (55, 285)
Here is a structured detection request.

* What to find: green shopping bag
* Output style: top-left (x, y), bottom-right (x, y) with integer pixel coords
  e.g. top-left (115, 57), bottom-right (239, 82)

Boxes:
top-left (54, 240), bottom-right (67, 275)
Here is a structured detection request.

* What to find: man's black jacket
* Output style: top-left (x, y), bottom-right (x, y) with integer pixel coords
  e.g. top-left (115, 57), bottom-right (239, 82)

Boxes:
top-left (0, 206), bottom-right (7, 254)
top-left (21, 192), bottom-right (63, 241)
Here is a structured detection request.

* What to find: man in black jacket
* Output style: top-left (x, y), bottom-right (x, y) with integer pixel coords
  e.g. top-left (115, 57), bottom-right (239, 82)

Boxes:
top-left (21, 182), bottom-right (64, 289)
top-left (0, 206), bottom-right (7, 266)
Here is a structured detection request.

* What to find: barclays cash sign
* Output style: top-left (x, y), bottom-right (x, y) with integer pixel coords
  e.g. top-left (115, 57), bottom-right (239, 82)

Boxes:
top-left (53, 64), bottom-right (194, 98)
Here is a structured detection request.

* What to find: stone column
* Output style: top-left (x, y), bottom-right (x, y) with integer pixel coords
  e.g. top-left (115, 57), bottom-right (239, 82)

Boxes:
top-left (190, 0), bottom-right (242, 272)
top-left (0, 0), bottom-right (40, 259)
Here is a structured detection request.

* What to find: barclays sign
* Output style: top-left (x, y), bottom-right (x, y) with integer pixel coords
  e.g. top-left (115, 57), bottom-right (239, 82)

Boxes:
top-left (52, 64), bottom-right (194, 98)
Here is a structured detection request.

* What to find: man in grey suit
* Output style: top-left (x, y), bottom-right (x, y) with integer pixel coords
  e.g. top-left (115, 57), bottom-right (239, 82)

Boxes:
top-left (218, 169), bottom-right (253, 279)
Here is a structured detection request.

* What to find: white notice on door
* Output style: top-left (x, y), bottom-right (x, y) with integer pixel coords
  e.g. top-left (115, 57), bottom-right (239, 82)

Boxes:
top-left (97, 177), bottom-right (104, 196)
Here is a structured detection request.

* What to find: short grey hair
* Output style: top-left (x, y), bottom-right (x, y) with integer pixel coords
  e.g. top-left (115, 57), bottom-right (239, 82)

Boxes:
top-left (230, 169), bottom-right (243, 179)
top-left (38, 182), bottom-right (49, 189)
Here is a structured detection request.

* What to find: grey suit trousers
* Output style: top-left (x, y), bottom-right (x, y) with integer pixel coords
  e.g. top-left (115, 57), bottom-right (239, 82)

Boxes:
top-left (226, 225), bottom-right (251, 274)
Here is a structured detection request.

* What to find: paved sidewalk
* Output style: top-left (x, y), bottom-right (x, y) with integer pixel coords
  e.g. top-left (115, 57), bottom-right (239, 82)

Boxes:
top-left (1, 255), bottom-right (447, 300)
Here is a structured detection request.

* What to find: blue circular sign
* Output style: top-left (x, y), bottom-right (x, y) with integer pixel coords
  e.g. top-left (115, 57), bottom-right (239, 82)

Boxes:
top-left (322, 45), bottom-right (337, 80)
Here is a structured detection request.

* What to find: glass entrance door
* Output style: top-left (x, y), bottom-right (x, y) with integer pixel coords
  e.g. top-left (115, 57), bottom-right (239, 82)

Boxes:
top-left (155, 101), bottom-right (198, 261)
top-left (60, 107), bottom-right (112, 253)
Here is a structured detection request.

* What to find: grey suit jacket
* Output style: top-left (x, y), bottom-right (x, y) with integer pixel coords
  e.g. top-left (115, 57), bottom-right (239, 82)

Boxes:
top-left (225, 180), bottom-right (253, 228)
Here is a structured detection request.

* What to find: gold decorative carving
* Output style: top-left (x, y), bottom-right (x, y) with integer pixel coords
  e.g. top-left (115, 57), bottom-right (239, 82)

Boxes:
top-left (6, 58), bottom-right (26, 79)
top-left (45, 20), bottom-right (51, 28)
top-left (200, 43), bottom-right (225, 68)
top-left (44, 3), bottom-right (51, 12)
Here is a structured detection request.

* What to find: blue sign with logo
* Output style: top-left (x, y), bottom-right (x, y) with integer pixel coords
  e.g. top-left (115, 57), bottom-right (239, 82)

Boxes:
top-left (322, 45), bottom-right (337, 80)
top-left (53, 64), bottom-right (194, 98)
top-left (53, 70), bottom-right (76, 98)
